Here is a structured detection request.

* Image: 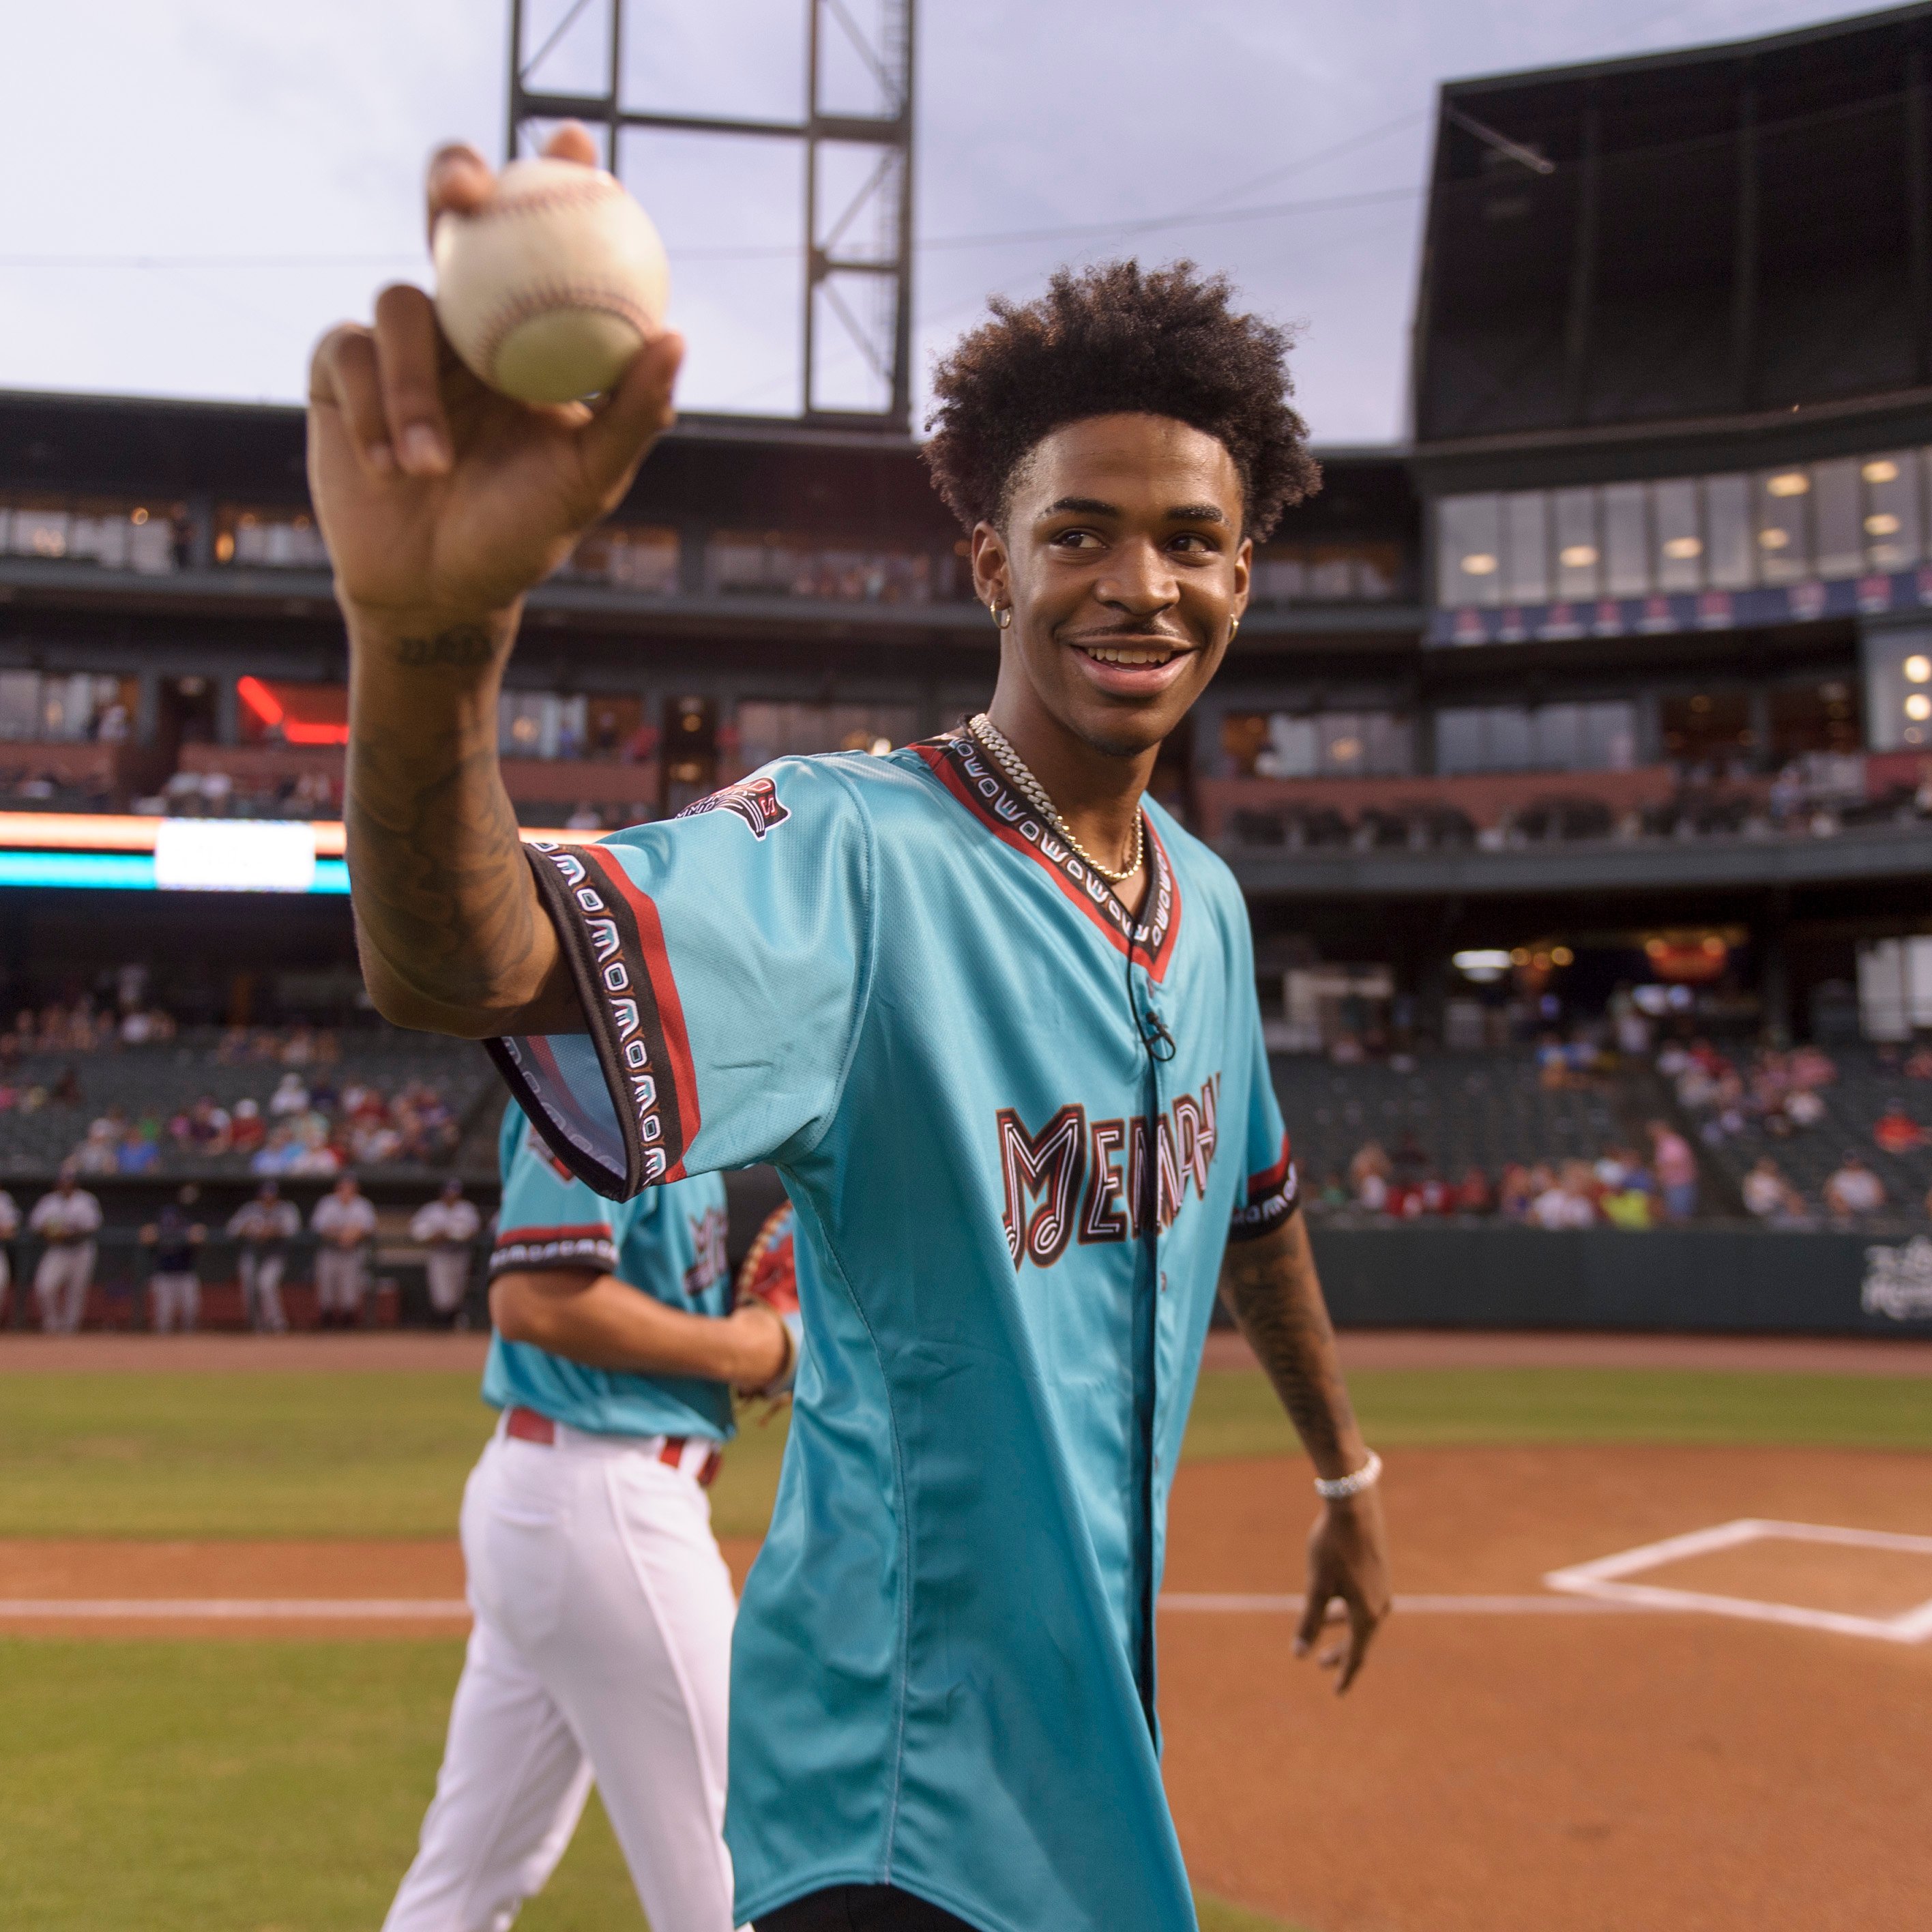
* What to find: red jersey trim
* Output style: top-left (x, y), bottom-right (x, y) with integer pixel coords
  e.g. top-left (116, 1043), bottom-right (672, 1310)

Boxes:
top-left (1228, 1130), bottom-right (1300, 1243)
top-left (913, 735), bottom-right (1182, 982)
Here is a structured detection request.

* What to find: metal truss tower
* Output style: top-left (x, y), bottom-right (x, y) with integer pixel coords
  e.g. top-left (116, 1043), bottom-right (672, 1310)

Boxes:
top-left (508, 0), bottom-right (916, 429)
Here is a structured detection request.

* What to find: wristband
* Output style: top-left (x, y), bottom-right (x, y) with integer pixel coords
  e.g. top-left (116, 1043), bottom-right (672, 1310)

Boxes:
top-left (1314, 1450), bottom-right (1382, 1501)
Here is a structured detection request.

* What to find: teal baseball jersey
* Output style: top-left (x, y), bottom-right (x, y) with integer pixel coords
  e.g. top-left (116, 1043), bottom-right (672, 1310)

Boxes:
top-left (489, 737), bottom-right (1296, 1932)
top-left (483, 1102), bottom-right (733, 1441)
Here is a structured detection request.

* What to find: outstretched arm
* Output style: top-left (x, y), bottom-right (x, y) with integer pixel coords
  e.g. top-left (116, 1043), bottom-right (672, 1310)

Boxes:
top-left (491, 1268), bottom-right (789, 1390)
top-left (1217, 1214), bottom-right (1392, 1692)
top-left (307, 125), bottom-right (682, 1038)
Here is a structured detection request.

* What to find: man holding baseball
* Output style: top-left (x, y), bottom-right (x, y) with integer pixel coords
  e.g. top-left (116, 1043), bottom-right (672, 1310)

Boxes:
top-left (311, 126), bottom-right (1389, 1932)
top-left (384, 1102), bottom-right (793, 1932)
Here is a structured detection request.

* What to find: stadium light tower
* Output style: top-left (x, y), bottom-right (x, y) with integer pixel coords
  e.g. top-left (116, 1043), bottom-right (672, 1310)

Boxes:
top-left (507, 0), bottom-right (916, 430)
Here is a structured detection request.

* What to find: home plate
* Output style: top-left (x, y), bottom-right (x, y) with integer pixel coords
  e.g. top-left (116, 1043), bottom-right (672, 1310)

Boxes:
top-left (1544, 1519), bottom-right (1932, 1643)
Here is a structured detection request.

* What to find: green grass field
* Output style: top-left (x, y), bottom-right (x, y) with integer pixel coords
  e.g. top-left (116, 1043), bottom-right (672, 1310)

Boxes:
top-left (0, 1627), bottom-right (1291, 1929)
top-left (2, 1360), bottom-right (1927, 1929)
top-left (1, 1364), bottom-right (1927, 1542)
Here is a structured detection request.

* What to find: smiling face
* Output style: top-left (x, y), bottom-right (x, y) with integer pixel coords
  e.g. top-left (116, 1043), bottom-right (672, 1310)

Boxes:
top-left (971, 413), bottom-right (1250, 761)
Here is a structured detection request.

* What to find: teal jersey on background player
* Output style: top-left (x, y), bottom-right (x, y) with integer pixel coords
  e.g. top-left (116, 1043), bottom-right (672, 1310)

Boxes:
top-left (484, 1103), bottom-right (734, 1441)
top-left (491, 737), bottom-right (1297, 1932)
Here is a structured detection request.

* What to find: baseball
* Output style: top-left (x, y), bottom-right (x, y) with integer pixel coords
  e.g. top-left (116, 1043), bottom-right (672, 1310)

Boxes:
top-left (432, 157), bottom-right (671, 405)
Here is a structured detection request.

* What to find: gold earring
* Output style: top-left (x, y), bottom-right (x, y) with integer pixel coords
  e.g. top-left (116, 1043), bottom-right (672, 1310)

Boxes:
top-left (1229, 615), bottom-right (1240, 642)
top-left (996, 606), bottom-right (1013, 630)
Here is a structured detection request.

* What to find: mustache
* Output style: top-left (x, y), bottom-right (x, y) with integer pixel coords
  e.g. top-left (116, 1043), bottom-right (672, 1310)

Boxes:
top-left (1057, 622), bottom-right (1197, 648)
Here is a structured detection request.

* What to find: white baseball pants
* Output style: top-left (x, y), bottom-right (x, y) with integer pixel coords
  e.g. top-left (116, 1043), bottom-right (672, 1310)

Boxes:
top-left (239, 1252), bottom-right (287, 1332)
top-left (383, 1420), bottom-right (741, 1932)
top-left (149, 1271), bottom-right (200, 1334)
top-left (34, 1242), bottom-right (94, 1333)
top-left (425, 1250), bottom-right (470, 1317)
top-left (314, 1248), bottom-right (366, 1317)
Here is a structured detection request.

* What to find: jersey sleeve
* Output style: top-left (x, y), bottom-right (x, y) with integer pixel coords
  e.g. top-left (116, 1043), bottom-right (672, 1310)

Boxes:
top-left (488, 759), bottom-right (873, 1199)
top-left (491, 1107), bottom-right (621, 1277)
top-left (1227, 974), bottom-right (1299, 1245)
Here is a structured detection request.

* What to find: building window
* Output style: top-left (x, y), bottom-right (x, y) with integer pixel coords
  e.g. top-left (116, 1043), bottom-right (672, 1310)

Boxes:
top-left (707, 533), bottom-right (935, 604)
top-left (1223, 710), bottom-right (1413, 779)
top-left (1865, 454), bottom-right (1922, 570)
top-left (500, 692), bottom-right (588, 761)
top-left (1703, 473), bottom-right (1754, 589)
top-left (735, 701), bottom-right (918, 768)
top-left (561, 525), bottom-right (679, 593)
top-left (1755, 469), bottom-right (1811, 586)
top-left (0, 671), bottom-right (136, 744)
top-left (0, 497), bottom-right (184, 574)
top-left (1436, 496), bottom-right (1502, 607)
top-left (1659, 690), bottom-right (1751, 769)
top-left (1435, 701), bottom-right (1636, 774)
top-left (1811, 458), bottom-right (1863, 580)
top-left (1770, 680), bottom-right (1862, 760)
top-left (1652, 478), bottom-right (1703, 591)
top-left (1502, 491), bottom-right (1549, 604)
top-left (1552, 488), bottom-right (1600, 601)
top-left (1601, 482), bottom-right (1650, 598)
top-left (216, 507), bottom-right (330, 570)
top-left (1272, 543), bottom-right (1407, 602)
top-left (1434, 445), bottom-right (1932, 612)
top-left (1864, 628), bottom-right (1932, 750)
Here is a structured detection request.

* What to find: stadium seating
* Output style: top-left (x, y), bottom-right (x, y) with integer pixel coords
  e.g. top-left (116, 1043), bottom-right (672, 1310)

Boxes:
top-left (1690, 1044), bottom-right (1932, 1218)
top-left (1272, 1051), bottom-right (1628, 1201)
top-left (0, 1030), bottom-right (500, 1186)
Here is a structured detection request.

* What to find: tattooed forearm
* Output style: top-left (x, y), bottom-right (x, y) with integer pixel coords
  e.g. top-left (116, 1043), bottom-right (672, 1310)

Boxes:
top-left (342, 612), bottom-right (576, 1038)
top-left (1218, 1216), bottom-right (1364, 1476)
top-left (393, 624), bottom-right (501, 671)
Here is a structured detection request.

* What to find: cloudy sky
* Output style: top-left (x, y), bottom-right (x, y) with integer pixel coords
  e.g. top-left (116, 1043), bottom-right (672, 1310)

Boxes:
top-left (0, 0), bottom-right (1867, 441)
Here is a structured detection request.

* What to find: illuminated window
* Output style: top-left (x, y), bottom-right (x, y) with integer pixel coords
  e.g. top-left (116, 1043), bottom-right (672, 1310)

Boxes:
top-left (1553, 488), bottom-right (1598, 599)
top-left (1437, 496), bottom-right (1502, 607)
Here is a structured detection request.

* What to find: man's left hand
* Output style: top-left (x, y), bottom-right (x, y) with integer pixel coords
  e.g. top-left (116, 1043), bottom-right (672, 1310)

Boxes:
top-left (1296, 1485), bottom-right (1392, 1695)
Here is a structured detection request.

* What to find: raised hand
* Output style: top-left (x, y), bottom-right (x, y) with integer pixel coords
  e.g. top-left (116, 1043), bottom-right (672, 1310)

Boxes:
top-left (306, 123), bottom-right (684, 632)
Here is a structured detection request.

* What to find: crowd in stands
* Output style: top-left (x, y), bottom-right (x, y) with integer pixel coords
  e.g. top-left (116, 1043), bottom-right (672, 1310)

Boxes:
top-left (61, 1068), bottom-right (459, 1179)
top-left (1227, 765), bottom-right (1932, 854)
top-left (1315, 1117), bottom-right (1704, 1230)
top-left (145, 768), bottom-right (340, 819)
top-left (1303, 1029), bottom-right (1932, 1229)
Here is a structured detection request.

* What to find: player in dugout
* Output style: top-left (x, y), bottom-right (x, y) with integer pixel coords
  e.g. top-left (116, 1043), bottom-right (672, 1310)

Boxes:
top-left (309, 125), bottom-right (1390, 1932)
top-left (383, 1106), bottom-right (795, 1932)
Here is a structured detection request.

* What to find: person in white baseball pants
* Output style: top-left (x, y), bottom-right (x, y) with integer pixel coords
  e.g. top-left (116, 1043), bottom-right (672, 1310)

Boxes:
top-left (310, 1173), bottom-right (376, 1326)
top-left (381, 1107), bottom-right (793, 1932)
top-left (0, 1188), bottom-right (19, 1325)
top-left (228, 1180), bottom-right (299, 1333)
top-left (410, 1178), bottom-right (481, 1325)
top-left (28, 1171), bottom-right (103, 1333)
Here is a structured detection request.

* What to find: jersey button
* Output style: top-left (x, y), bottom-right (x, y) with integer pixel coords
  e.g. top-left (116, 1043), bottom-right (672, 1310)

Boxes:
top-left (1158, 1270), bottom-right (1169, 1294)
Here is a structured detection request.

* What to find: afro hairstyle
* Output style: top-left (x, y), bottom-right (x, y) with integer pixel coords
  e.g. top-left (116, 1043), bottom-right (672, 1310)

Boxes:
top-left (921, 259), bottom-right (1320, 542)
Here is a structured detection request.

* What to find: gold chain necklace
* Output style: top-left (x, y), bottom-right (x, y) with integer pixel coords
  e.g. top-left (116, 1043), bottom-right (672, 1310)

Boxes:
top-left (965, 714), bottom-right (1145, 886)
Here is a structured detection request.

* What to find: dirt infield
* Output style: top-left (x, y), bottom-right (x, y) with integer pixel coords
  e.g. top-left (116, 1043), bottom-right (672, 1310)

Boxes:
top-left (8, 1326), bottom-right (1932, 1375)
top-left (5, 1443), bottom-right (1927, 1929)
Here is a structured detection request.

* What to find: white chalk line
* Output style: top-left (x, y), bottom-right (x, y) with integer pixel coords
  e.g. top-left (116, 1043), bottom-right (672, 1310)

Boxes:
top-left (0, 1592), bottom-right (1651, 1622)
top-left (0, 1598), bottom-right (471, 1620)
top-left (1545, 1518), bottom-right (1932, 1644)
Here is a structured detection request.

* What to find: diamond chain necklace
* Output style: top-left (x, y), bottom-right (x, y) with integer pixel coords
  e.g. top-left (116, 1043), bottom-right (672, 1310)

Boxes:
top-left (965, 712), bottom-right (1145, 886)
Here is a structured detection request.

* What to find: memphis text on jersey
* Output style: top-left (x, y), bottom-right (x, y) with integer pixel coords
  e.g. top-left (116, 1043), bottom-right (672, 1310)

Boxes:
top-left (997, 1077), bottom-right (1298, 1268)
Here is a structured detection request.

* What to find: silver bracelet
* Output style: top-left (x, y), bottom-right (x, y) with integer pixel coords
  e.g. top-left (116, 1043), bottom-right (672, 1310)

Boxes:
top-left (1314, 1450), bottom-right (1382, 1500)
